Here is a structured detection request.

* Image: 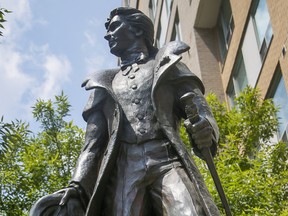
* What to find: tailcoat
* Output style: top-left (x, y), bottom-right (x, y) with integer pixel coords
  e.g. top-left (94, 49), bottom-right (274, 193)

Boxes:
top-left (70, 41), bottom-right (220, 216)
top-left (30, 41), bottom-right (220, 216)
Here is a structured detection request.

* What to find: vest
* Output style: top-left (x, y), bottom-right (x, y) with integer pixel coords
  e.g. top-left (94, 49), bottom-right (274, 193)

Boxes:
top-left (112, 61), bottom-right (165, 144)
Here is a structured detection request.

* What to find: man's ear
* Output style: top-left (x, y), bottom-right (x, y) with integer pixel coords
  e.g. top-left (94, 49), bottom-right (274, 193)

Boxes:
top-left (130, 26), bottom-right (144, 37)
top-left (135, 28), bottom-right (143, 37)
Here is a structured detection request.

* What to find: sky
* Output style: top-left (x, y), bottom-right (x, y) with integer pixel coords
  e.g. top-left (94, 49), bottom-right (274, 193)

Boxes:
top-left (0, 0), bottom-right (121, 130)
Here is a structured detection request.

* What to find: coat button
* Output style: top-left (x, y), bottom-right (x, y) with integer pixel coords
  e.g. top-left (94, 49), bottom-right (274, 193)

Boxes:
top-left (137, 114), bottom-right (144, 120)
top-left (122, 66), bottom-right (132, 76)
top-left (128, 74), bottom-right (135, 79)
top-left (139, 128), bottom-right (146, 134)
top-left (133, 98), bottom-right (140, 104)
top-left (131, 84), bottom-right (137, 90)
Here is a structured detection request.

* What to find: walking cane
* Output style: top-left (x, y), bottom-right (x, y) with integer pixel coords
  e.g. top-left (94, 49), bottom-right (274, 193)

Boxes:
top-left (180, 92), bottom-right (232, 216)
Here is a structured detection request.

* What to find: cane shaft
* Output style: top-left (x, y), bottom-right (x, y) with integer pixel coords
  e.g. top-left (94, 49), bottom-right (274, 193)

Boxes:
top-left (180, 92), bottom-right (232, 216)
top-left (201, 148), bottom-right (232, 216)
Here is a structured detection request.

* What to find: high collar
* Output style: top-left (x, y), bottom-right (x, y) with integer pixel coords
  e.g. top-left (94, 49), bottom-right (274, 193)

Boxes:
top-left (82, 41), bottom-right (191, 91)
top-left (120, 52), bottom-right (149, 70)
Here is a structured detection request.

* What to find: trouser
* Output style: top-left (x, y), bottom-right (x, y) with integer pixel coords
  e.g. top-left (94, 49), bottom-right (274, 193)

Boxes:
top-left (103, 139), bottom-right (206, 216)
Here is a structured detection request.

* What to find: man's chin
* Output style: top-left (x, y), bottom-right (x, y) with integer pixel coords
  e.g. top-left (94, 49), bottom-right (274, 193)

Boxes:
top-left (109, 48), bottom-right (121, 57)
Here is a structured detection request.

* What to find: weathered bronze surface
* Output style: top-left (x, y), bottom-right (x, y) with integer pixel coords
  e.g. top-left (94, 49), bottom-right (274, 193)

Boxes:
top-left (30, 7), bottom-right (221, 216)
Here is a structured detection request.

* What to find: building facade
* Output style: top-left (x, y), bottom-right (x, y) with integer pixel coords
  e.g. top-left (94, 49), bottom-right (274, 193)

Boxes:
top-left (122, 0), bottom-right (288, 143)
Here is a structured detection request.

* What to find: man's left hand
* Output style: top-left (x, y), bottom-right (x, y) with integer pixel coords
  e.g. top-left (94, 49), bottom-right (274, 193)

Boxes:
top-left (184, 116), bottom-right (213, 149)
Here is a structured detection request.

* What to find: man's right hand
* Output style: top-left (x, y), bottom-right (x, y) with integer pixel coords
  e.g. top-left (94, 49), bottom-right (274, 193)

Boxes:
top-left (55, 187), bottom-right (85, 216)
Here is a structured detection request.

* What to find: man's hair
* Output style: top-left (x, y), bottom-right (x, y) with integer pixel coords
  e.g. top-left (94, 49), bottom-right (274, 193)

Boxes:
top-left (105, 7), bottom-right (158, 56)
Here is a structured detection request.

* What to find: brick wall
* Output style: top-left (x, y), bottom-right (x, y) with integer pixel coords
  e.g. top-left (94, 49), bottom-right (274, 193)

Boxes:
top-left (126, 0), bottom-right (288, 101)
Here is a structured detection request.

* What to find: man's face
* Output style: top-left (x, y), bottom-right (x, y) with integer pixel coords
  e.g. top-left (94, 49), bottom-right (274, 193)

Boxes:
top-left (104, 15), bottom-right (138, 57)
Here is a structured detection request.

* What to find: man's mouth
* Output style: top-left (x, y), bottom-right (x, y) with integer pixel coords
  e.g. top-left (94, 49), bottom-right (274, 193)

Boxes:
top-left (109, 41), bottom-right (116, 48)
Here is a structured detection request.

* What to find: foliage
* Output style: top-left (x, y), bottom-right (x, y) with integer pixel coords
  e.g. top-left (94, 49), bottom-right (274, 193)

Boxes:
top-left (0, 93), bottom-right (85, 216)
top-left (0, 117), bottom-right (30, 160)
top-left (181, 86), bottom-right (288, 215)
top-left (0, 8), bottom-right (11, 36)
top-left (1, 86), bottom-right (287, 215)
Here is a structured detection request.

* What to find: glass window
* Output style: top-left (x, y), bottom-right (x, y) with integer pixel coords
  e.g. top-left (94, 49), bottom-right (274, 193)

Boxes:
top-left (227, 52), bottom-right (248, 107)
top-left (156, 22), bottom-right (162, 48)
top-left (272, 74), bottom-right (288, 139)
top-left (217, 0), bottom-right (234, 63)
top-left (157, 1), bottom-right (169, 47)
top-left (165, 0), bottom-right (172, 16)
top-left (253, 0), bottom-right (273, 61)
top-left (149, 0), bottom-right (157, 22)
top-left (171, 12), bottom-right (182, 41)
top-left (227, 84), bottom-right (236, 108)
top-left (234, 58), bottom-right (248, 93)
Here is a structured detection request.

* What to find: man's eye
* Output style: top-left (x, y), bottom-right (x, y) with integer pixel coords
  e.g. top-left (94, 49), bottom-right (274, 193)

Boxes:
top-left (110, 26), bottom-right (116, 31)
top-left (109, 22), bottom-right (120, 31)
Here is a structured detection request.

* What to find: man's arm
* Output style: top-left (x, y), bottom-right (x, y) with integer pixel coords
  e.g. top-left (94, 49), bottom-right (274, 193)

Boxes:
top-left (30, 108), bottom-right (109, 216)
top-left (31, 89), bottom-right (109, 216)
top-left (175, 79), bottom-right (219, 159)
top-left (65, 88), bottom-right (109, 207)
top-left (70, 110), bottom-right (109, 198)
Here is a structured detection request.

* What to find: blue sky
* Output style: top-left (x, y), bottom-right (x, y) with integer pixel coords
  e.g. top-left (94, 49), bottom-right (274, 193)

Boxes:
top-left (0, 1), bottom-right (121, 130)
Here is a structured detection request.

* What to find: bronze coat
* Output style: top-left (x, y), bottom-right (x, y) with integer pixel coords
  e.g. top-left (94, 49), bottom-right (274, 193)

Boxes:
top-left (73, 41), bottom-right (220, 216)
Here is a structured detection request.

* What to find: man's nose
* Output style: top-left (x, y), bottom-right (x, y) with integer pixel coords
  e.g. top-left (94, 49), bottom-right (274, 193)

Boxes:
top-left (104, 33), bottom-right (111, 41)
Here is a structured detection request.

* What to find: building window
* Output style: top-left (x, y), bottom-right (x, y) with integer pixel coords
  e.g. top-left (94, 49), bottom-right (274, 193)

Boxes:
top-left (227, 52), bottom-right (248, 107)
top-left (171, 12), bottom-right (182, 41)
top-left (253, 0), bottom-right (273, 61)
top-left (165, 0), bottom-right (172, 16)
top-left (149, 0), bottom-right (158, 22)
top-left (125, 0), bottom-right (130, 7)
top-left (156, 0), bottom-right (170, 47)
top-left (217, 0), bottom-right (234, 63)
top-left (270, 69), bottom-right (288, 142)
top-left (155, 22), bottom-right (162, 48)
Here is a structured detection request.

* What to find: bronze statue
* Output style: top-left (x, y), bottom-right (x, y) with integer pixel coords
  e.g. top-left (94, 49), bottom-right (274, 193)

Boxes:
top-left (30, 7), bottom-right (222, 216)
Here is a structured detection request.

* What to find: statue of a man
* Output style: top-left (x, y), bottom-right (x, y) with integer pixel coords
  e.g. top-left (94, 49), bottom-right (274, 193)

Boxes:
top-left (31, 7), bottom-right (221, 216)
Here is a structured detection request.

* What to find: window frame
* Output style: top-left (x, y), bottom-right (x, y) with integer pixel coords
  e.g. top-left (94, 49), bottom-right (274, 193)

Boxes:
top-left (171, 11), bottom-right (182, 41)
top-left (217, 0), bottom-right (234, 64)
top-left (267, 66), bottom-right (288, 142)
top-left (226, 51), bottom-right (248, 108)
top-left (251, 0), bottom-right (273, 61)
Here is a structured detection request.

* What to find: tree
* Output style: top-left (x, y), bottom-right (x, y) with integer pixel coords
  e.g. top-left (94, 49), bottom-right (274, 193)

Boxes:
top-left (0, 8), bottom-right (11, 36)
top-left (0, 117), bottom-right (29, 161)
top-left (0, 92), bottom-right (85, 216)
top-left (182, 86), bottom-right (288, 215)
top-left (1, 88), bottom-right (287, 215)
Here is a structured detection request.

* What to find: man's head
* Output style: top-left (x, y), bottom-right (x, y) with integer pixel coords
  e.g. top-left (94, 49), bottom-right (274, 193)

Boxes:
top-left (104, 7), bottom-right (157, 57)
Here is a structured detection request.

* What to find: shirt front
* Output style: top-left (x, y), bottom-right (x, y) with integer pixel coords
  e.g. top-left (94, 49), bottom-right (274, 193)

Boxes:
top-left (112, 60), bottom-right (165, 144)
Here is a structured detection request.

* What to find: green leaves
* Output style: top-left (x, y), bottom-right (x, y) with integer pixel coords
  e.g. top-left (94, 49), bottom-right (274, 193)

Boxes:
top-left (209, 86), bottom-right (278, 157)
top-left (180, 86), bottom-right (287, 215)
top-left (0, 8), bottom-right (11, 37)
top-left (0, 117), bottom-right (30, 161)
top-left (32, 91), bottom-right (71, 133)
top-left (1, 86), bottom-right (286, 215)
top-left (0, 93), bottom-right (84, 215)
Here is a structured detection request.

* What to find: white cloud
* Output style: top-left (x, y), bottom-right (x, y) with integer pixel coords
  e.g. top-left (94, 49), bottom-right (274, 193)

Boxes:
top-left (82, 18), bottom-right (102, 49)
top-left (85, 53), bottom-right (117, 74)
top-left (84, 31), bottom-right (96, 47)
top-left (0, 0), bottom-right (33, 121)
top-left (0, 44), bottom-right (34, 119)
top-left (34, 54), bottom-right (72, 100)
top-left (0, 42), bottom-right (72, 122)
top-left (0, 0), bottom-right (72, 123)
top-left (85, 54), bottom-right (106, 73)
top-left (88, 18), bottom-right (102, 28)
top-left (82, 17), bottom-right (117, 74)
